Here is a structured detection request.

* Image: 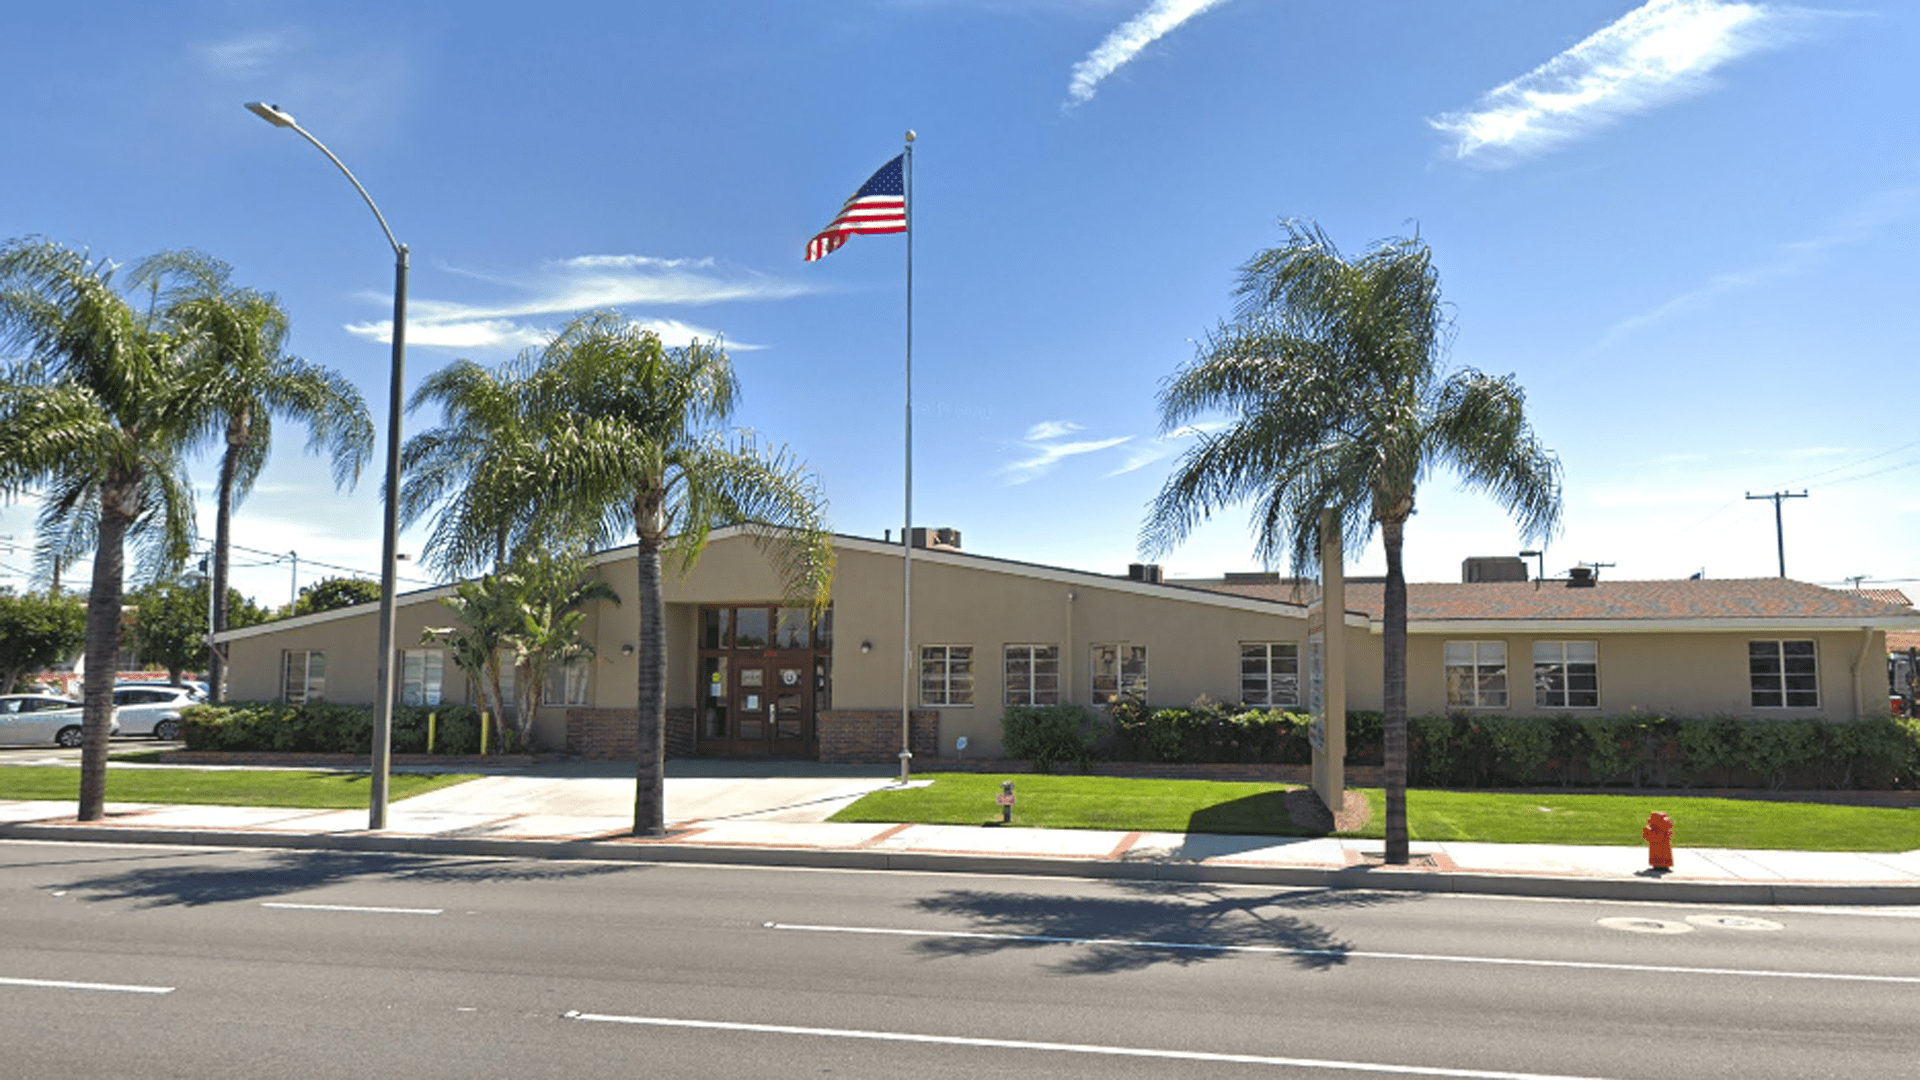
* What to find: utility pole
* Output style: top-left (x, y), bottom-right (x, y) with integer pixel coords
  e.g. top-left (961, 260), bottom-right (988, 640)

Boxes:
top-left (1745, 491), bottom-right (1808, 578)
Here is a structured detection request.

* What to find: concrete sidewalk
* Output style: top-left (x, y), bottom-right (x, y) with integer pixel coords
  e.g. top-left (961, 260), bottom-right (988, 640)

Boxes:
top-left (2, 761), bottom-right (1918, 906)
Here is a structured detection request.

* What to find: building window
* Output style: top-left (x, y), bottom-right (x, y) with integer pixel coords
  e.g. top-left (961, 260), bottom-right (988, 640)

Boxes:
top-left (399, 649), bottom-right (444, 706)
top-left (545, 661), bottom-right (591, 706)
top-left (283, 650), bottom-right (326, 705)
top-left (920, 645), bottom-right (974, 706)
top-left (1750, 640), bottom-right (1818, 708)
top-left (1445, 641), bottom-right (1507, 708)
top-left (1004, 644), bottom-right (1060, 706)
top-left (1240, 643), bottom-right (1301, 707)
top-left (1091, 643), bottom-right (1148, 705)
top-left (1533, 641), bottom-right (1598, 709)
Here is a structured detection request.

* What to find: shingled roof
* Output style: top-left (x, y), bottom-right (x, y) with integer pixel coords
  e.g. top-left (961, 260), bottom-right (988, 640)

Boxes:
top-left (1184, 577), bottom-right (1920, 627)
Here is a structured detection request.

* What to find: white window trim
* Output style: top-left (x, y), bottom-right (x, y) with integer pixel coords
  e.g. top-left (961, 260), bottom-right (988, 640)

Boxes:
top-left (1240, 641), bottom-right (1301, 708)
top-left (1090, 642), bottom-right (1148, 706)
top-left (1532, 640), bottom-right (1599, 710)
top-left (1003, 643), bottom-right (1061, 707)
top-left (283, 650), bottom-right (325, 706)
top-left (1445, 640), bottom-right (1508, 710)
top-left (920, 644), bottom-right (975, 707)
top-left (1749, 638), bottom-right (1820, 709)
top-left (399, 648), bottom-right (444, 707)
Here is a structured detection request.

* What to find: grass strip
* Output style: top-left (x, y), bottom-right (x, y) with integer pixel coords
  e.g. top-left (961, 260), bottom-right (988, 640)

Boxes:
top-left (1348, 788), bottom-right (1920, 852)
top-left (0, 766), bottom-right (478, 809)
top-left (831, 773), bottom-right (1920, 852)
top-left (832, 773), bottom-right (1324, 836)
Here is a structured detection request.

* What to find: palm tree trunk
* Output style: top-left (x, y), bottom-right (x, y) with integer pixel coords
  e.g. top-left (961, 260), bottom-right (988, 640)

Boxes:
top-left (1381, 514), bottom-right (1410, 865)
top-left (632, 526), bottom-right (667, 837)
top-left (78, 487), bottom-right (134, 821)
top-left (210, 437), bottom-right (241, 703)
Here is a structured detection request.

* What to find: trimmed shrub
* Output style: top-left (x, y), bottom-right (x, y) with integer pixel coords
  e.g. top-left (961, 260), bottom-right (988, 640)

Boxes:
top-left (1001, 704), bottom-right (1106, 773)
top-left (180, 701), bottom-right (497, 755)
top-left (1105, 699), bottom-right (1313, 765)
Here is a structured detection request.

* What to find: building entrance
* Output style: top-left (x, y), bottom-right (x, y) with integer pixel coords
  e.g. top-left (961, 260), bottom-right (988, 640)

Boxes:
top-left (695, 604), bottom-right (830, 757)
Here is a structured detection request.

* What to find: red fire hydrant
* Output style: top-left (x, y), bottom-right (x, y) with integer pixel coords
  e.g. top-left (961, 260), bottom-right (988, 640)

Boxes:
top-left (1642, 811), bottom-right (1674, 872)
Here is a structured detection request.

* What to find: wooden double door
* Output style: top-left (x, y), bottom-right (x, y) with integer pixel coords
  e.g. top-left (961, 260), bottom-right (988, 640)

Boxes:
top-left (696, 604), bottom-right (831, 757)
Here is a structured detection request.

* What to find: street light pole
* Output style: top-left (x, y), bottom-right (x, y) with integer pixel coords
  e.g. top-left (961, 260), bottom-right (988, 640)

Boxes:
top-left (245, 102), bottom-right (407, 830)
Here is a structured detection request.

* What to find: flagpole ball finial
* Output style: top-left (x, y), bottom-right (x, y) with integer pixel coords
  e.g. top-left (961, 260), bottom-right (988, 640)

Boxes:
top-left (905, 130), bottom-right (916, 142)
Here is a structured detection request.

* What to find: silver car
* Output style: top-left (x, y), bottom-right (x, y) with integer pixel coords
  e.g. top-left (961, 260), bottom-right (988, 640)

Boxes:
top-left (111, 685), bottom-right (198, 740)
top-left (0, 694), bottom-right (122, 747)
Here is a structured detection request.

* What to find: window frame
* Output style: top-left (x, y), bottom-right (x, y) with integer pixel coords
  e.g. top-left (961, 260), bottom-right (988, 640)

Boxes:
top-left (1090, 642), bottom-right (1148, 706)
top-left (1532, 640), bottom-right (1599, 710)
top-left (545, 660), bottom-right (592, 706)
top-left (1239, 642), bottom-right (1301, 708)
top-left (399, 648), bottom-right (444, 707)
top-left (283, 650), bottom-right (326, 705)
top-left (1749, 639), bottom-right (1819, 709)
top-left (1003, 644), bottom-right (1061, 707)
top-left (919, 644), bottom-right (975, 707)
top-left (1444, 640), bottom-right (1508, 709)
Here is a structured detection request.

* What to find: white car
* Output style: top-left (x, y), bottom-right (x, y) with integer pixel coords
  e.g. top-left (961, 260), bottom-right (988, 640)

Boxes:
top-left (111, 685), bottom-right (198, 740)
top-left (0, 694), bottom-right (122, 747)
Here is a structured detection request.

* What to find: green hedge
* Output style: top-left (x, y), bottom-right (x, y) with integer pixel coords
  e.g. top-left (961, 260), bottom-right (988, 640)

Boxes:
top-left (1003, 701), bottom-right (1920, 790)
top-left (1103, 698), bottom-right (1383, 767)
top-left (179, 701), bottom-right (514, 755)
top-left (1000, 704), bottom-right (1107, 773)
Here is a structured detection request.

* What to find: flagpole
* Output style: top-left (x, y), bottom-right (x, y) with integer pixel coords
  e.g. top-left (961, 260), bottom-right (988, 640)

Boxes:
top-left (900, 129), bottom-right (916, 785)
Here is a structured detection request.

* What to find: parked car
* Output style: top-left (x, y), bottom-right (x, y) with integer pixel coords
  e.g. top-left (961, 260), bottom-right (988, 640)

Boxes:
top-left (111, 685), bottom-right (198, 740)
top-left (0, 694), bottom-right (121, 747)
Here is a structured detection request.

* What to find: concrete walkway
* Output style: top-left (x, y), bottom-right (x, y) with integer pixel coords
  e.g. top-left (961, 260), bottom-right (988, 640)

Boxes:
top-left (3, 760), bottom-right (1917, 906)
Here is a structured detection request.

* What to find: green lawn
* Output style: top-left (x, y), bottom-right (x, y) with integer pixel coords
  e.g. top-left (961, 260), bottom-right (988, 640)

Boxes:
top-left (0, 766), bottom-right (478, 809)
top-left (830, 773), bottom-right (1920, 852)
top-left (835, 774), bottom-right (1322, 836)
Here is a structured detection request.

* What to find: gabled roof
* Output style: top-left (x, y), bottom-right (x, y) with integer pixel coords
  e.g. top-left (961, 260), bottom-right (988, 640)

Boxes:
top-left (1184, 577), bottom-right (1920, 633)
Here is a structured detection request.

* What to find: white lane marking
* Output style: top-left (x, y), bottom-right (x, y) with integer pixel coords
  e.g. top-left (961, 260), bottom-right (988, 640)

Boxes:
top-left (765, 921), bottom-right (1920, 985)
top-left (563, 1011), bottom-right (1618, 1079)
top-left (261, 902), bottom-right (442, 915)
top-left (0, 976), bottom-right (174, 994)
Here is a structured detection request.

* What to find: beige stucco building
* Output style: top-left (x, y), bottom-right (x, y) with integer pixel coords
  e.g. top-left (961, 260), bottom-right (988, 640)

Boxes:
top-left (215, 529), bottom-right (1920, 761)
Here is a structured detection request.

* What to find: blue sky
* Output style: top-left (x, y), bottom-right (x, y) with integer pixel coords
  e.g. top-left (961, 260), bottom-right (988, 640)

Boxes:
top-left (2, 0), bottom-right (1915, 607)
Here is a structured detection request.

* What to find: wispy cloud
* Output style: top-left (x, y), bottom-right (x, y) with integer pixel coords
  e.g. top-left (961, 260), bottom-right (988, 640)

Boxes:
top-left (342, 254), bottom-right (809, 351)
top-left (1597, 181), bottom-right (1920, 347)
top-left (1430, 0), bottom-right (1804, 165)
top-left (194, 30), bottom-right (302, 78)
top-left (1104, 421), bottom-right (1228, 477)
top-left (1065, 0), bottom-right (1231, 109)
top-left (1003, 421), bottom-right (1131, 485)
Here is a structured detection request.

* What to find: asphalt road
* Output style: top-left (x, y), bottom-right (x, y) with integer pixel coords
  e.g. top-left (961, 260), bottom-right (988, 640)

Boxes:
top-left (1, 840), bottom-right (1914, 1079)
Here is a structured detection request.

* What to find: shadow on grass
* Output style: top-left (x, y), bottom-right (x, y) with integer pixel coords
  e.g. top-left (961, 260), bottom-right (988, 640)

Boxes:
top-left (56, 849), bottom-right (643, 909)
top-left (909, 881), bottom-right (1414, 975)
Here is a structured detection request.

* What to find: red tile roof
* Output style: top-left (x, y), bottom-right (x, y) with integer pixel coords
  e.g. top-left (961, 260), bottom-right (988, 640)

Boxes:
top-left (1184, 577), bottom-right (1920, 624)
top-left (1855, 588), bottom-right (1913, 608)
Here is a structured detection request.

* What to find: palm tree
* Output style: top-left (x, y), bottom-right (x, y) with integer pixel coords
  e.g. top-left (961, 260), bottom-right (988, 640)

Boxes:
top-left (0, 239), bottom-right (203, 820)
top-left (132, 252), bottom-right (373, 702)
top-left (1141, 221), bottom-right (1561, 865)
top-left (404, 312), bottom-right (832, 835)
top-left (399, 354), bottom-right (544, 576)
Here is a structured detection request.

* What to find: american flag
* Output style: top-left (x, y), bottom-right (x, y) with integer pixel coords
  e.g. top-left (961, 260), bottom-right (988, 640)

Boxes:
top-left (805, 155), bottom-right (907, 262)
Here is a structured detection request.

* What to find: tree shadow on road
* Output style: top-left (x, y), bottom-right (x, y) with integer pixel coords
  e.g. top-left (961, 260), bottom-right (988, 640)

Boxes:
top-left (909, 881), bottom-right (1416, 975)
top-left (55, 849), bottom-right (644, 908)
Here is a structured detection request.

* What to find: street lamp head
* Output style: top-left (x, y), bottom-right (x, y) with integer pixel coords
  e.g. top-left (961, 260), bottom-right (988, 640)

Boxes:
top-left (244, 102), bottom-right (297, 128)
top-left (1519, 550), bottom-right (1541, 558)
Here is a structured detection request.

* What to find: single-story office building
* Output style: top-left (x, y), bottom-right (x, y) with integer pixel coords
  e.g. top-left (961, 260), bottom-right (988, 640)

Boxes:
top-left (215, 529), bottom-right (1920, 761)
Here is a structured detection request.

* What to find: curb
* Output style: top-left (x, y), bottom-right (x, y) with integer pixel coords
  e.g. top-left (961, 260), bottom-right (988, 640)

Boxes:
top-left (5, 821), bottom-right (1916, 906)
